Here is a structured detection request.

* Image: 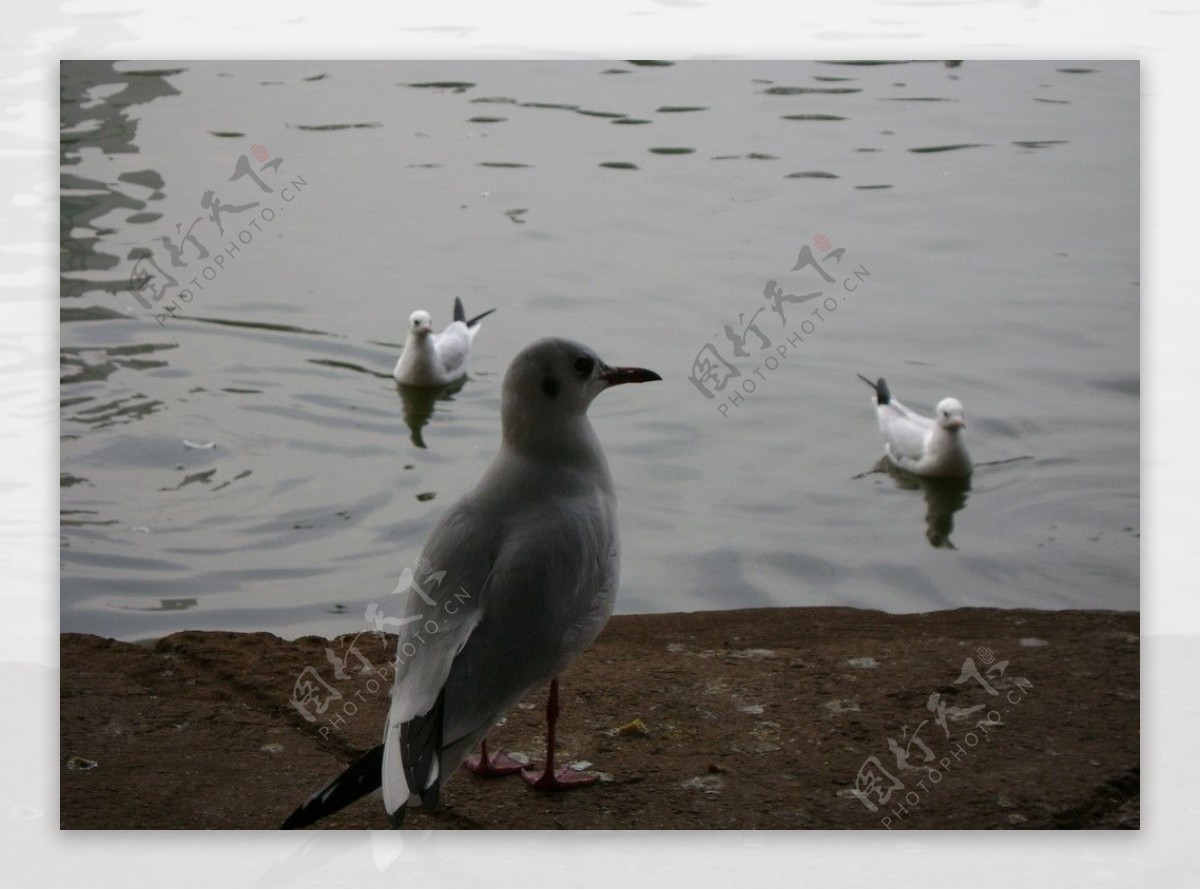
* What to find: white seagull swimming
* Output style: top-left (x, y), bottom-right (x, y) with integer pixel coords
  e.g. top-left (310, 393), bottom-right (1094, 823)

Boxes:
top-left (284, 338), bottom-right (661, 829)
top-left (856, 374), bottom-right (972, 478)
top-left (392, 297), bottom-right (495, 387)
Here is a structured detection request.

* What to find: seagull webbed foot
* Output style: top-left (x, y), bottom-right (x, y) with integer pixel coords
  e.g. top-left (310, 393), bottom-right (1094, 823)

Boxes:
top-left (464, 739), bottom-right (526, 777)
top-left (521, 766), bottom-right (600, 791)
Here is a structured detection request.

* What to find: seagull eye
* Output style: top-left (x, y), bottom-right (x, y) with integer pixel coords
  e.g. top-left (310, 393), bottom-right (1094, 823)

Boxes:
top-left (573, 356), bottom-right (595, 377)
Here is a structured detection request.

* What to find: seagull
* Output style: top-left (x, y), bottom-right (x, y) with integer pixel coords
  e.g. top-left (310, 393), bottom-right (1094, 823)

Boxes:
top-left (856, 374), bottom-right (972, 478)
top-left (283, 338), bottom-right (661, 829)
top-left (392, 297), bottom-right (496, 386)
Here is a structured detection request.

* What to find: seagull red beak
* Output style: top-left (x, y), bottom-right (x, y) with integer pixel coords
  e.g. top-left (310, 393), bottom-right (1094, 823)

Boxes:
top-left (599, 365), bottom-right (663, 387)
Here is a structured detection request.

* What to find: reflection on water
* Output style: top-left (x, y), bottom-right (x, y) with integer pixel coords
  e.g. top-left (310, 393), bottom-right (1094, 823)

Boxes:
top-left (61, 62), bottom-right (180, 287)
top-left (882, 463), bottom-right (971, 550)
top-left (858, 459), bottom-right (971, 549)
top-left (395, 379), bottom-right (467, 449)
top-left (60, 60), bottom-right (1138, 640)
top-left (921, 478), bottom-right (971, 550)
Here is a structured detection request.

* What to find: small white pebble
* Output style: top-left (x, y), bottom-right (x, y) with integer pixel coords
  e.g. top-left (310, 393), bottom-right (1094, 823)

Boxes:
top-left (825, 699), bottom-right (860, 714)
top-left (681, 775), bottom-right (723, 793)
top-left (738, 704), bottom-right (764, 715)
top-left (1019, 638), bottom-right (1049, 648)
top-left (567, 760), bottom-right (593, 772)
top-left (260, 743), bottom-right (285, 754)
top-left (847, 656), bottom-right (879, 669)
top-left (726, 648), bottom-right (775, 660)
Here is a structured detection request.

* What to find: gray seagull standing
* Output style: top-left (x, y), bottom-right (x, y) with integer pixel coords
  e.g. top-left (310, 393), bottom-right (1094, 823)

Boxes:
top-left (284, 337), bottom-right (661, 828)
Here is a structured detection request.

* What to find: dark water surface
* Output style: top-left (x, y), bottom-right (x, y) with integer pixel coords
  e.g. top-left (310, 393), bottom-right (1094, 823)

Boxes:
top-left (60, 60), bottom-right (1138, 640)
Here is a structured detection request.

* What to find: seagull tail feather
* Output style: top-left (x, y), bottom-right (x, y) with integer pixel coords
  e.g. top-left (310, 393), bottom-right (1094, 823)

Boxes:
top-left (400, 690), bottom-right (445, 809)
top-left (856, 373), bottom-right (891, 405)
top-left (453, 296), bottom-right (495, 328)
top-left (281, 744), bottom-right (384, 829)
top-left (466, 307), bottom-right (497, 328)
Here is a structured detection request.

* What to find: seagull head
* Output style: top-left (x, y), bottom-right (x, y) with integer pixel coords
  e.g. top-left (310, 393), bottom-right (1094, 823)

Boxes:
top-left (935, 398), bottom-right (967, 432)
top-left (501, 338), bottom-right (661, 452)
top-left (408, 310), bottom-right (434, 337)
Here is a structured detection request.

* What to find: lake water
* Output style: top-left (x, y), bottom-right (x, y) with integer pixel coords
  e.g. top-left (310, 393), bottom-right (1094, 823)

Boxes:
top-left (60, 60), bottom-right (1139, 641)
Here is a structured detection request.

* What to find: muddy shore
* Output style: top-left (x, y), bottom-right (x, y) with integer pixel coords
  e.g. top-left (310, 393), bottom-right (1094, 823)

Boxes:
top-left (60, 607), bottom-right (1139, 830)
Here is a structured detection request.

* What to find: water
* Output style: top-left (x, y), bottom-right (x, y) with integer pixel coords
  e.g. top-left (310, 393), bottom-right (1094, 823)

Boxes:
top-left (60, 60), bottom-right (1139, 641)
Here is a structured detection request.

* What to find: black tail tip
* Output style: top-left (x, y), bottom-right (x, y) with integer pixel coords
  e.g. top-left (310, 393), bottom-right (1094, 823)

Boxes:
top-left (280, 809), bottom-right (309, 830)
top-left (455, 297), bottom-right (496, 328)
top-left (856, 373), bottom-right (891, 405)
top-left (466, 307), bottom-right (497, 327)
top-left (278, 744), bottom-right (385, 830)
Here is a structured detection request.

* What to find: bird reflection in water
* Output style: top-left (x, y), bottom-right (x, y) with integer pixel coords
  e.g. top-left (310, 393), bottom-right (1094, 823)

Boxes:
top-left (395, 377), bottom-right (466, 449)
top-left (862, 458), bottom-right (972, 549)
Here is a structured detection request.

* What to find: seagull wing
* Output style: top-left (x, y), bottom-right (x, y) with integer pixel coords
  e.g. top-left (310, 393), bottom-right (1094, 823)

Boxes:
top-left (878, 398), bottom-right (933, 464)
top-left (439, 484), bottom-right (618, 748)
top-left (432, 323), bottom-right (471, 379)
top-left (380, 499), bottom-right (492, 813)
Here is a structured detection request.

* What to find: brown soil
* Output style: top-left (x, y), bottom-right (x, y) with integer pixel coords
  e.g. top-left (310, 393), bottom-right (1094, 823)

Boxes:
top-left (60, 607), bottom-right (1139, 830)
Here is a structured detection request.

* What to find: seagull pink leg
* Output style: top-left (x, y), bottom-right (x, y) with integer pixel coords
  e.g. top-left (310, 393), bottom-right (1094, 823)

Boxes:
top-left (523, 678), bottom-right (599, 790)
top-left (464, 737), bottom-right (526, 777)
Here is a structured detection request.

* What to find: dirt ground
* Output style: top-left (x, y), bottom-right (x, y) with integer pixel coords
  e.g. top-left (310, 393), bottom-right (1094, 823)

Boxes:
top-left (60, 607), bottom-right (1139, 830)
